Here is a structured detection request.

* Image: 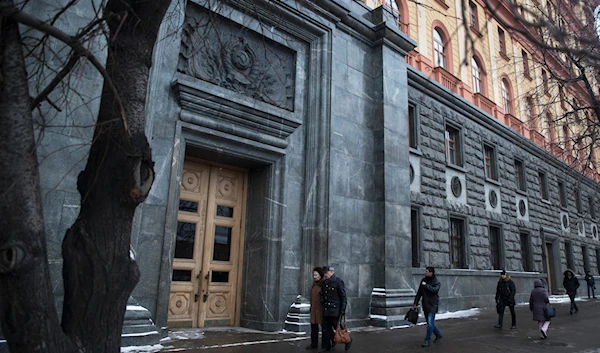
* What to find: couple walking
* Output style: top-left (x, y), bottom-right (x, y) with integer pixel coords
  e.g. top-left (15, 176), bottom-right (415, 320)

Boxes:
top-left (308, 266), bottom-right (352, 352)
top-left (493, 270), bottom-right (553, 340)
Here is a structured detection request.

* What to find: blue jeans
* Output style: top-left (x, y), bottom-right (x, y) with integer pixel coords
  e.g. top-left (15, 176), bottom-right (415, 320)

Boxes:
top-left (425, 312), bottom-right (441, 343)
top-left (588, 283), bottom-right (596, 298)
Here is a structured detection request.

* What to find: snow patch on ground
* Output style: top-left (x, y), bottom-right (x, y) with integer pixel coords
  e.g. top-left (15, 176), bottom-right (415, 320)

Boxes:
top-left (435, 308), bottom-right (480, 320)
top-left (120, 344), bottom-right (164, 353)
top-left (168, 330), bottom-right (206, 340)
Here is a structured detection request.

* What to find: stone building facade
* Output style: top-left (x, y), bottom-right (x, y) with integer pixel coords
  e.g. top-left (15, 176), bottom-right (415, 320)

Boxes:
top-left (2, 0), bottom-right (600, 349)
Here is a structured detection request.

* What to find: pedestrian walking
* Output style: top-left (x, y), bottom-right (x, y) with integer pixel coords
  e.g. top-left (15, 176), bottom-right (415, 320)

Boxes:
top-left (494, 270), bottom-right (516, 329)
top-left (413, 266), bottom-right (442, 348)
top-left (584, 270), bottom-right (597, 299)
top-left (307, 267), bottom-right (324, 350)
top-left (529, 279), bottom-right (551, 339)
top-left (563, 269), bottom-right (580, 314)
top-left (319, 266), bottom-right (351, 352)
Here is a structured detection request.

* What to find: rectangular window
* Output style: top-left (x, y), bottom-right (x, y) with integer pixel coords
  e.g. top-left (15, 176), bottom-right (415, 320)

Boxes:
top-left (538, 171), bottom-right (548, 200)
top-left (590, 197), bottom-right (596, 219)
top-left (445, 124), bottom-right (462, 166)
top-left (498, 27), bottom-right (506, 55)
top-left (515, 159), bottom-right (526, 191)
top-left (558, 181), bottom-right (567, 208)
top-left (409, 104), bottom-right (418, 149)
top-left (450, 218), bottom-right (466, 269)
top-left (489, 225), bottom-right (502, 270)
top-left (411, 208), bottom-right (420, 268)
top-left (484, 144), bottom-right (498, 180)
top-left (469, 1), bottom-right (479, 30)
top-left (522, 50), bottom-right (530, 76)
top-left (542, 69), bottom-right (549, 94)
top-left (565, 241), bottom-right (575, 270)
top-left (576, 189), bottom-right (582, 213)
top-left (583, 246), bottom-right (590, 272)
top-left (520, 232), bottom-right (532, 271)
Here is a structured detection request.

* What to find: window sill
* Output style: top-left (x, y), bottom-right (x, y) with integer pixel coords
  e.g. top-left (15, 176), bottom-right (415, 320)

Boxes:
top-left (469, 26), bottom-right (483, 38)
top-left (410, 147), bottom-right (423, 156)
top-left (446, 163), bottom-right (466, 173)
top-left (485, 177), bottom-right (501, 186)
top-left (516, 188), bottom-right (528, 196)
top-left (560, 206), bottom-right (568, 212)
top-left (434, 0), bottom-right (450, 10)
top-left (499, 52), bottom-right (511, 61)
top-left (541, 198), bottom-right (551, 205)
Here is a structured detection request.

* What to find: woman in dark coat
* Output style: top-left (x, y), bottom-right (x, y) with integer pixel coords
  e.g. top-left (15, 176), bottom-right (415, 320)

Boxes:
top-left (307, 267), bottom-right (324, 350)
top-left (529, 279), bottom-right (550, 339)
top-left (563, 269), bottom-right (580, 314)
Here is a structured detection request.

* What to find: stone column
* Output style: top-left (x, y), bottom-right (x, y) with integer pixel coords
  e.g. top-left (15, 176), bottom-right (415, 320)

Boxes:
top-left (368, 5), bottom-right (418, 328)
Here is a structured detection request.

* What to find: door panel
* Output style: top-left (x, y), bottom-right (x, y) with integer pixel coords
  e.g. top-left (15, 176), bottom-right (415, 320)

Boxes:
top-left (168, 161), bottom-right (245, 327)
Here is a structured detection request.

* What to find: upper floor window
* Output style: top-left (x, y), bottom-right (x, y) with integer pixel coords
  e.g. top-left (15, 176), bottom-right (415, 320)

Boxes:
top-left (433, 28), bottom-right (447, 69)
top-left (501, 79), bottom-right (512, 114)
top-left (526, 96), bottom-right (536, 128)
top-left (445, 124), bottom-right (462, 166)
top-left (542, 70), bottom-right (549, 94)
top-left (575, 188), bottom-right (582, 213)
top-left (498, 27), bottom-right (507, 55)
top-left (472, 56), bottom-right (482, 94)
top-left (590, 197), bottom-right (596, 219)
top-left (546, 0), bottom-right (554, 20)
top-left (409, 104), bottom-right (418, 149)
top-left (515, 159), bottom-right (526, 191)
top-left (469, 1), bottom-right (479, 30)
top-left (522, 50), bottom-right (530, 76)
top-left (558, 180), bottom-right (567, 208)
top-left (538, 171), bottom-right (549, 200)
top-left (484, 144), bottom-right (498, 180)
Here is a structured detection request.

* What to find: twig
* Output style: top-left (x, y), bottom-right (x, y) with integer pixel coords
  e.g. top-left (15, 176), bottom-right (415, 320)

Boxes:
top-left (30, 52), bottom-right (80, 110)
top-left (2, 6), bottom-right (130, 137)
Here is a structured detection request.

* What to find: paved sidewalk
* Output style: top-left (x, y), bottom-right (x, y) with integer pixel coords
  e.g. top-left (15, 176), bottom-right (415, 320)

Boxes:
top-left (125, 297), bottom-right (600, 353)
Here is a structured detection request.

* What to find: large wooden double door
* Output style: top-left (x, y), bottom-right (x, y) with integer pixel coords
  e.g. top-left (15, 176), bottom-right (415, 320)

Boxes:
top-left (168, 160), bottom-right (246, 327)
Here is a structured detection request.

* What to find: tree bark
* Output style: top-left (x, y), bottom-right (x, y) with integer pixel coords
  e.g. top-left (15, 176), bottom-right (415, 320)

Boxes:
top-left (0, 6), bottom-right (75, 353)
top-left (60, 2), bottom-right (169, 352)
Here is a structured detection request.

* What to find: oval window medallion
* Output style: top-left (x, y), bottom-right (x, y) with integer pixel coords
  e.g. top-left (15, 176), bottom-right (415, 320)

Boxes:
top-left (562, 215), bottom-right (568, 228)
top-left (451, 176), bottom-right (462, 197)
top-left (518, 199), bottom-right (527, 216)
top-left (410, 164), bottom-right (415, 184)
top-left (489, 190), bottom-right (498, 208)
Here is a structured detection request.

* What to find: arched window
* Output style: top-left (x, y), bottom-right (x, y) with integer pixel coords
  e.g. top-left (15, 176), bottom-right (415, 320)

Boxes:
top-left (501, 78), bottom-right (512, 114)
top-left (471, 56), bottom-right (482, 94)
top-left (433, 28), bottom-right (446, 69)
top-left (389, 0), bottom-right (409, 34)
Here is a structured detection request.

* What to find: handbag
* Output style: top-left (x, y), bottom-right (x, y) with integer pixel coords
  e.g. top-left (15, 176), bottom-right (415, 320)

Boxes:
top-left (404, 308), bottom-right (418, 325)
top-left (334, 314), bottom-right (352, 344)
top-left (543, 304), bottom-right (556, 319)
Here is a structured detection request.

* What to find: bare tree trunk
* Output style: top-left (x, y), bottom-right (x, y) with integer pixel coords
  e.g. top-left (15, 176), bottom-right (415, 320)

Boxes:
top-left (0, 6), bottom-right (75, 353)
top-left (60, 1), bottom-right (169, 352)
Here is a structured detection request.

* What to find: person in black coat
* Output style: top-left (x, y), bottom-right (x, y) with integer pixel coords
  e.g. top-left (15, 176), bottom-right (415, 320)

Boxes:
top-left (563, 269), bottom-right (580, 314)
top-left (584, 270), bottom-right (597, 299)
top-left (494, 270), bottom-right (517, 329)
top-left (319, 266), bottom-right (351, 352)
top-left (413, 266), bottom-right (442, 347)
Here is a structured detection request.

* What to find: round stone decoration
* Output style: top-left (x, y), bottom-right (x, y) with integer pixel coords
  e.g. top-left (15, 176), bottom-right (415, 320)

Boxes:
top-left (410, 164), bottom-right (415, 184)
top-left (518, 199), bottom-right (527, 217)
top-left (562, 215), bottom-right (569, 228)
top-left (489, 190), bottom-right (498, 208)
top-left (451, 176), bottom-right (462, 197)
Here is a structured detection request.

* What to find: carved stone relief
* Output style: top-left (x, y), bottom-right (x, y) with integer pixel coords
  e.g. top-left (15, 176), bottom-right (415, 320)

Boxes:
top-left (178, 4), bottom-right (296, 111)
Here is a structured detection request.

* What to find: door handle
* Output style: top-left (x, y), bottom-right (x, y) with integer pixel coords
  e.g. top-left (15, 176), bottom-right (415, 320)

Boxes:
top-left (194, 272), bottom-right (202, 302)
top-left (203, 271), bottom-right (210, 302)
